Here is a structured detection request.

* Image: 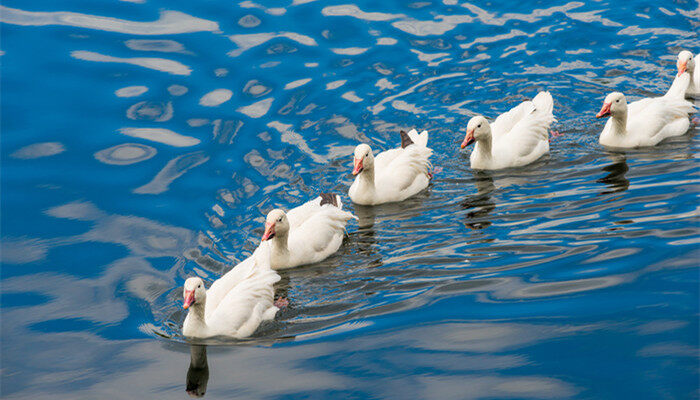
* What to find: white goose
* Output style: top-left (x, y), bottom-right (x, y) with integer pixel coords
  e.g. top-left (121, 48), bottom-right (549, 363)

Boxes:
top-left (261, 193), bottom-right (356, 269)
top-left (182, 245), bottom-right (280, 339)
top-left (460, 91), bottom-right (555, 170)
top-left (668, 50), bottom-right (699, 99)
top-left (665, 69), bottom-right (692, 100)
top-left (596, 91), bottom-right (695, 148)
top-left (349, 129), bottom-right (433, 205)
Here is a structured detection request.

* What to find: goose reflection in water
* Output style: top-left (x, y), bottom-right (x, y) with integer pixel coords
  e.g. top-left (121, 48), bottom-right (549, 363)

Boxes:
top-left (598, 154), bottom-right (630, 195)
top-left (350, 205), bottom-right (383, 260)
top-left (461, 174), bottom-right (496, 230)
top-left (186, 345), bottom-right (209, 398)
top-left (351, 191), bottom-right (430, 258)
top-left (352, 203), bottom-right (379, 231)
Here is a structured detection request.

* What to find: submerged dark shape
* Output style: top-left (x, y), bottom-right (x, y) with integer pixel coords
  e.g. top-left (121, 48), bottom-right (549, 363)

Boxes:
top-left (400, 130), bottom-right (414, 148)
top-left (186, 345), bottom-right (209, 398)
top-left (597, 156), bottom-right (630, 195)
top-left (461, 174), bottom-right (496, 230)
top-left (319, 192), bottom-right (339, 207)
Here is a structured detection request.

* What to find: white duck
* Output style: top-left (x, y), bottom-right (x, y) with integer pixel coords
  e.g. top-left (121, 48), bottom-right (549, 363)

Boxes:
top-left (261, 193), bottom-right (356, 269)
top-left (596, 91), bottom-right (695, 148)
top-left (182, 245), bottom-right (280, 339)
top-left (668, 50), bottom-right (699, 99)
top-left (665, 69), bottom-right (692, 100)
top-left (349, 129), bottom-right (433, 205)
top-left (460, 91), bottom-right (555, 170)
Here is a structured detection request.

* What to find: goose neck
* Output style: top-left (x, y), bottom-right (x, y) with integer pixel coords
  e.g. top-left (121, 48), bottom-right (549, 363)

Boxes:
top-left (475, 136), bottom-right (493, 158)
top-left (610, 110), bottom-right (628, 136)
top-left (358, 167), bottom-right (376, 191)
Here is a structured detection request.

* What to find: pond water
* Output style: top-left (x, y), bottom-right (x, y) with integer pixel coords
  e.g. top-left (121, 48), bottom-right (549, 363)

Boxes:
top-left (1, 0), bottom-right (698, 398)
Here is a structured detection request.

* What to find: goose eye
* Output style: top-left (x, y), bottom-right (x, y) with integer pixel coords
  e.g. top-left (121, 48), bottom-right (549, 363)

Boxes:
top-left (477, 124), bottom-right (481, 128)
top-left (278, 217), bottom-right (283, 222)
top-left (615, 100), bottom-right (619, 103)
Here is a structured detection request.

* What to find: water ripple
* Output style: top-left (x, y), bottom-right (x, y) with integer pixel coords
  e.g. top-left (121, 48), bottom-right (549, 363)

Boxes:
top-left (2, 0), bottom-right (698, 397)
top-left (0, 6), bottom-right (218, 34)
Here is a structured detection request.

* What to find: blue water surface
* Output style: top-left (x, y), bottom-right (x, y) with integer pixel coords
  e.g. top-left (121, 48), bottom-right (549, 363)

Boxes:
top-left (1, 0), bottom-right (699, 398)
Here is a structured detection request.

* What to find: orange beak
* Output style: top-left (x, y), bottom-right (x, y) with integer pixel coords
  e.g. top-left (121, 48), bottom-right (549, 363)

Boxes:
top-left (352, 157), bottom-right (364, 175)
top-left (596, 102), bottom-right (611, 118)
top-left (461, 129), bottom-right (475, 149)
top-left (183, 290), bottom-right (195, 309)
top-left (261, 222), bottom-right (275, 241)
top-left (677, 60), bottom-right (687, 77)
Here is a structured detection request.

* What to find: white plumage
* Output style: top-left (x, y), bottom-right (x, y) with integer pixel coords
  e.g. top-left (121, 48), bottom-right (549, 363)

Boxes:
top-left (461, 91), bottom-right (555, 170)
top-left (349, 129), bottom-right (433, 205)
top-left (182, 244), bottom-right (280, 339)
top-left (667, 50), bottom-right (699, 99)
top-left (261, 194), bottom-right (356, 269)
top-left (596, 91), bottom-right (695, 148)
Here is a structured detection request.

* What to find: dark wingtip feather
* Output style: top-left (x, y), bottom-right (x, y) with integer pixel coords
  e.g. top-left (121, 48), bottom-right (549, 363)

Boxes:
top-left (400, 130), bottom-right (414, 149)
top-left (319, 192), bottom-right (339, 207)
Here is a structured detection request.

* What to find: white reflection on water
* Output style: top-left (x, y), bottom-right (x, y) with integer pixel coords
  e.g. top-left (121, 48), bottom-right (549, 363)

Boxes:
top-left (321, 4), bottom-right (404, 21)
top-left (10, 142), bottom-right (65, 159)
top-left (199, 89), bottom-right (233, 107)
top-left (330, 47), bottom-right (369, 55)
top-left (326, 79), bottom-right (346, 90)
top-left (267, 121), bottom-right (326, 163)
top-left (371, 72), bottom-right (467, 114)
top-left (0, 7), bottom-right (218, 35)
top-left (392, 99), bottom-right (427, 114)
top-left (119, 128), bottom-right (200, 147)
top-left (238, 14), bottom-right (261, 28)
top-left (126, 101), bottom-right (173, 122)
top-left (617, 25), bottom-right (689, 36)
top-left (284, 78), bottom-right (311, 90)
top-left (1, 320), bottom-right (580, 399)
top-left (411, 49), bottom-right (451, 66)
top-left (115, 86), bottom-right (148, 98)
top-left (240, 0), bottom-right (286, 16)
top-left (342, 91), bottom-right (364, 103)
top-left (392, 14), bottom-right (474, 36)
top-left (94, 143), bottom-right (157, 165)
top-left (377, 37), bottom-right (397, 45)
top-left (228, 32), bottom-right (317, 57)
top-left (47, 201), bottom-right (193, 248)
top-left (71, 50), bottom-right (191, 75)
top-left (134, 151), bottom-right (210, 195)
top-left (460, 2), bottom-right (583, 26)
top-left (125, 39), bottom-right (189, 54)
top-left (0, 237), bottom-right (48, 264)
top-left (237, 97), bottom-right (274, 118)
top-left (167, 85), bottom-right (188, 96)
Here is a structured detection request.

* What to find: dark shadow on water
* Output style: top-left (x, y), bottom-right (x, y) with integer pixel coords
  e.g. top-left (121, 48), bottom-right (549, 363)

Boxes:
top-left (597, 154), bottom-right (629, 195)
top-left (461, 173), bottom-right (496, 230)
top-left (186, 345), bottom-right (209, 398)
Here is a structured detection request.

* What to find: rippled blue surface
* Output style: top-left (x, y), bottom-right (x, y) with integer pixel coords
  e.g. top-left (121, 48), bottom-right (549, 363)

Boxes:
top-left (1, 0), bottom-right (699, 398)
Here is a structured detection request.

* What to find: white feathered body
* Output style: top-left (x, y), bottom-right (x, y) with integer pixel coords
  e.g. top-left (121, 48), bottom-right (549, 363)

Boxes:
top-left (599, 95), bottom-right (695, 148)
top-left (471, 91), bottom-right (554, 170)
top-left (183, 245), bottom-right (280, 339)
top-left (667, 54), bottom-right (700, 99)
top-left (687, 53), bottom-right (700, 97)
top-left (349, 129), bottom-right (433, 205)
top-left (269, 195), bottom-right (356, 269)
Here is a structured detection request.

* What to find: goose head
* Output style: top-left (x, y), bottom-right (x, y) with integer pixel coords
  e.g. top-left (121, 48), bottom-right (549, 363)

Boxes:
top-left (352, 144), bottom-right (374, 175)
top-left (677, 50), bottom-right (695, 77)
top-left (262, 209), bottom-right (289, 241)
top-left (461, 116), bottom-right (491, 148)
top-left (596, 92), bottom-right (626, 119)
top-left (183, 277), bottom-right (206, 309)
